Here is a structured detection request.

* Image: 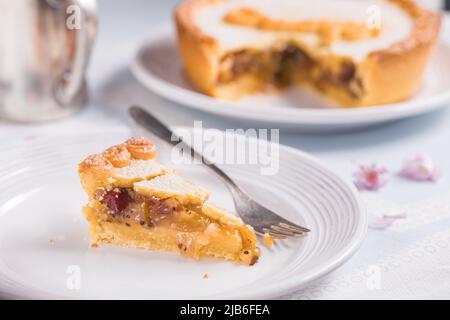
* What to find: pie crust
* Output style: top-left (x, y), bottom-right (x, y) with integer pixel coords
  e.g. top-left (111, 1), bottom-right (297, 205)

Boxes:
top-left (78, 137), bottom-right (260, 265)
top-left (174, 0), bottom-right (441, 107)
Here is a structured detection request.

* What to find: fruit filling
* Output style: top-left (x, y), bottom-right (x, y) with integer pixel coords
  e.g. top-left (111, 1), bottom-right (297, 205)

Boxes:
top-left (93, 186), bottom-right (259, 264)
top-left (217, 44), bottom-right (365, 100)
top-left (96, 187), bottom-right (223, 233)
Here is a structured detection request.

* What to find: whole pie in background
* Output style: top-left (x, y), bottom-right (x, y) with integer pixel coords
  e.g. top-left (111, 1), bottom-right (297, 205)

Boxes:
top-left (174, 0), bottom-right (441, 107)
top-left (78, 137), bottom-right (260, 265)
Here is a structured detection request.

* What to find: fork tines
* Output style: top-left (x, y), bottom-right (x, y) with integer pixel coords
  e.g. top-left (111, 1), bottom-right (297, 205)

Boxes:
top-left (262, 223), bottom-right (310, 240)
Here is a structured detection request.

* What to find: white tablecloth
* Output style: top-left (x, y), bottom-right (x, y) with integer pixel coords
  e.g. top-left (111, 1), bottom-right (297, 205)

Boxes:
top-left (1, 0), bottom-right (449, 299)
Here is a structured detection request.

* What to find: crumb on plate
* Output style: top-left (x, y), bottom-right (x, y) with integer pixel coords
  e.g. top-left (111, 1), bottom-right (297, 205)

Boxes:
top-left (263, 233), bottom-right (274, 247)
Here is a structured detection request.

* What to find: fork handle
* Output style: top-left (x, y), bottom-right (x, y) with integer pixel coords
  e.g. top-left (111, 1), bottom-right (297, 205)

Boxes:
top-left (129, 106), bottom-right (242, 192)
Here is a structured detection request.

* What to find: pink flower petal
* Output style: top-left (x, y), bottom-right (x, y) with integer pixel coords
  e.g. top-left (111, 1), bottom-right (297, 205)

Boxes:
top-left (369, 210), bottom-right (408, 230)
top-left (353, 164), bottom-right (389, 191)
top-left (399, 154), bottom-right (440, 181)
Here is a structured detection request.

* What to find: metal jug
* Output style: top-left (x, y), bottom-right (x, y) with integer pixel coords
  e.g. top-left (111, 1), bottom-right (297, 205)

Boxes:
top-left (0, 0), bottom-right (97, 122)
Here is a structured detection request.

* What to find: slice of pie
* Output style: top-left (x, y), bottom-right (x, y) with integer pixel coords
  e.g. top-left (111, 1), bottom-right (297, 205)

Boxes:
top-left (174, 0), bottom-right (441, 107)
top-left (78, 137), bottom-right (260, 265)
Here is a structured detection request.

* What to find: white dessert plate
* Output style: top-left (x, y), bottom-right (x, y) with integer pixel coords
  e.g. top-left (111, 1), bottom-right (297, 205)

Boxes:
top-left (132, 24), bottom-right (450, 131)
top-left (0, 129), bottom-right (366, 299)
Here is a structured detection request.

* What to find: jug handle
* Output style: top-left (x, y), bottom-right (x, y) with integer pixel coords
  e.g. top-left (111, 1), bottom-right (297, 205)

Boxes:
top-left (54, 0), bottom-right (97, 105)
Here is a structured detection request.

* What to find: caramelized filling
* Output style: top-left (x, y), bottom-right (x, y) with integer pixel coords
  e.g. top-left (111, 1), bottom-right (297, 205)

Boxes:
top-left (217, 43), bottom-right (365, 100)
top-left (218, 50), bottom-right (269, 84)
top-left (315, 61), bottom-right (365, 98)
top-left (97, 188), bottom-right (219, 233)
top-left (95, 187), bottom-right (258, 263)
top-left (272, 44), bottom-right (314, 87)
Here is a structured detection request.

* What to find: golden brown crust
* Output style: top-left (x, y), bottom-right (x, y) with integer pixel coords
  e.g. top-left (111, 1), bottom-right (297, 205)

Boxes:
top-left (79, 137), bottom-right (156, 173)
top-left (174, 0), bottom-right (441, 107)
top-left (174, 0), bottom-right (222, 96)
top-left (357, 1), bottom-right (441, 106)
top-left (125, 137), bottom-right (157, 160)
top-left (78, 137), bottom-right (158, 196)
top-left (103, 144), bottom-right (131, 168)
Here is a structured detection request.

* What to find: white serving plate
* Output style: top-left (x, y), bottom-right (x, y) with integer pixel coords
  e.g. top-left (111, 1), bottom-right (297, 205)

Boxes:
top-left (0, 129), bottom-right (366, 299)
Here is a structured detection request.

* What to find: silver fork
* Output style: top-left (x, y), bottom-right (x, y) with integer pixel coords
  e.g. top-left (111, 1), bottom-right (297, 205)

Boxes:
top-left (129, 106), bottom-right (310, 239)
